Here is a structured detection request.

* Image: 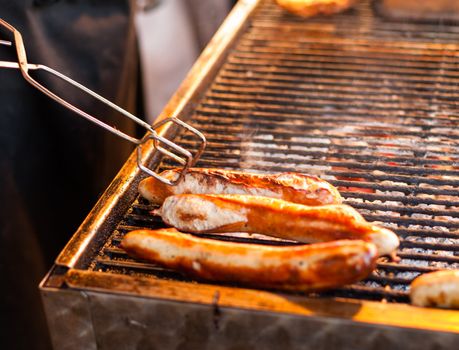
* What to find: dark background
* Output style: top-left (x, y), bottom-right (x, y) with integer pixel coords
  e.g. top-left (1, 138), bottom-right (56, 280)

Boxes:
top-left (0, 1), bottom-right (139, 349)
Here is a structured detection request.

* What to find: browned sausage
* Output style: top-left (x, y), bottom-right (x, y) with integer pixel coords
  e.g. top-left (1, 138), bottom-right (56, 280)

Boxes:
top-left (158, 194), bottom-right (399, 256)
top-left (139, 168), bottom-right (342, 206)
top-left (276, 0), bottom-right (356, 18)
top-left (121, 228), bottom-right (377, 291)
top-left (410, 270), bottom-right (459, 309)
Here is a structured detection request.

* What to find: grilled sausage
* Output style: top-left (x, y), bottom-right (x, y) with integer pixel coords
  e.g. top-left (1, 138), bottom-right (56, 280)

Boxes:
top-left (276, 0), bottom-right (356, 18)
top-left (158, 194), bottom-right (399, 256)
top-left (410, 270), bottom-right (459, 309)
top-left (121, 228), bottom-right (378, 291)
top-left (139, 168), bottom-right (342, 206)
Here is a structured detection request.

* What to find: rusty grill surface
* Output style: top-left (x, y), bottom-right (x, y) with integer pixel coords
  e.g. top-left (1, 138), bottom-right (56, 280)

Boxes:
top-left (91, 0), bottom-right (459, 304)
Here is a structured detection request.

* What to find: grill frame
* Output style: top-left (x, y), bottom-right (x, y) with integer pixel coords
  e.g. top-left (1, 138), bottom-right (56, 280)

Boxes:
top-left (40, 0), bottom-right (459, 348)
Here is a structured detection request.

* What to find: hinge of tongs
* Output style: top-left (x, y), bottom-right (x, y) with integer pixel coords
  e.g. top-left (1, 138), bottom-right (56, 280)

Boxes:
top-left (0, 18), bottom-right (206, 186)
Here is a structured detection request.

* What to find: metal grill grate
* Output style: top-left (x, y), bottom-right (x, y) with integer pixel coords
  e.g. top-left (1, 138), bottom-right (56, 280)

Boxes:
top-left (91, 0), bottom-right (459, 303)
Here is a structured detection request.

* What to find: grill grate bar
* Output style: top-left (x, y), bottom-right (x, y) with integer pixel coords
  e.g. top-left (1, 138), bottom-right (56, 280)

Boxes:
top-left (217, 74), bottom-right (459, 97)
top-left (342, 192), bottom-right (459, 207)
top-left (205, 94), bottom-right (459, 123)
top-left (323, 286), bottom-right (409, 302)
top-left (397, 252), bottom-right (459, 263)
top-left (345, 201), bottom-right (459, 220)
top-left (399, 240), bottom-right (458, 251)
top-left (198, 103), bottom-right (459, 134)
top-left (359, 215), bottom-right (459, 230)
top-left (180, 131), bottom-right (459, 159)
top-left (211, 83), bottom-right (459, 107)
top-left (376, 262), bottom-right (441, 273)
top-left (95, 258), bottom-right (187, 279)
top-left (222, 66), bottom-right (459, 90)
top-left (238, 35), bottom-right (459, 55)
top-left (199, 104), bottom-right (459, 129)
top-left (220, 71), bottom-right (459, 95)
top-left (367, 275), bottom-right (415, 285)
top-left (227, 56), bottom-right (459, 79)
top-left (230, 50), bottom-right (459, 70)
top-left (190, 114), bottom-right (459, 143)
top-left (390, 229), bottom-right (459, 240)
top-left (235, 45), bottom-right (459, 65)
top-left (250, 29), bottom-right (459, 45)
top-left (178, 137), bottom-right (459, 175)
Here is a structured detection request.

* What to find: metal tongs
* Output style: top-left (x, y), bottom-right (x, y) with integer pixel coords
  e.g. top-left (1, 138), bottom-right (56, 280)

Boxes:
top-left (0, 18), bottom-right (206, 186)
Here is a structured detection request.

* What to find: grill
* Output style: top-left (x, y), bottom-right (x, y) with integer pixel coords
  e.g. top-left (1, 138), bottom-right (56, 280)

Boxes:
top-left (41, 1), bottom-right (459, 348)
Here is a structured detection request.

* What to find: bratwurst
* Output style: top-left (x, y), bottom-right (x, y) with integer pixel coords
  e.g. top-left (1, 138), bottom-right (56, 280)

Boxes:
top-left (410, 270), bottom-right (459, 309)
top-left (276, 0), bottom-right (356, 18)
top-left (139, 168), bottom-right (342, 206)
top-left (121, 228), bottom-right (377, 291)
top-left (157, 194), bottom-right (399, 256)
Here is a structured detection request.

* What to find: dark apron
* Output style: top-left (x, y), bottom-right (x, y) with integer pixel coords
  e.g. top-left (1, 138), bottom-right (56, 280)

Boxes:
top-left (0, 1), bottom-right (139, 348)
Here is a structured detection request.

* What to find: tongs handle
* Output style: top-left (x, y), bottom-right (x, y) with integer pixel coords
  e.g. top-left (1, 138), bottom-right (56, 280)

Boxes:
top-left (0, 18), bottom-right (206, 186)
